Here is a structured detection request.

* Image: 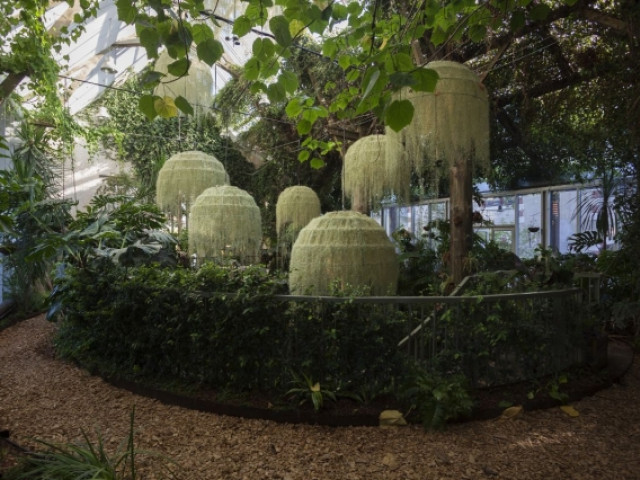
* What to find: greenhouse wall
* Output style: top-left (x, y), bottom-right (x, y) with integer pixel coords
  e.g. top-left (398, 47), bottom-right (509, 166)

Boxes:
top-left (374, 181), bottom-right (631, 259)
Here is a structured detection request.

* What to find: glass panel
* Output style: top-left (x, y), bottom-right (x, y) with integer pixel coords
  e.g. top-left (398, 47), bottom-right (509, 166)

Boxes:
top-left (413, 204), bottom-right (430, 238)
top-left (493, 229), bottom-right (515, 252)
top-left (557, 190), bottom-right (579, 254)
top-left (517, 193), bottom-right (542, 258)
top-left (382, 206), bottom-right (398, 237)
top-left (397, 206), bottom-right (412, 233)
top-left (578, 187), bottom-right (600, 232)
top-left (475, 228), bottom-right (490, 243)
top-left (427, 202), bottom-right (448, 249)
top-left (479, 195), bottom-right (516, 225)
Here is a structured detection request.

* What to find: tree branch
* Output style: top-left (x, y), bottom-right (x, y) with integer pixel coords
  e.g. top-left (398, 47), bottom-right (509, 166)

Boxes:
top-left (0, 72), bottom-right (28, 107)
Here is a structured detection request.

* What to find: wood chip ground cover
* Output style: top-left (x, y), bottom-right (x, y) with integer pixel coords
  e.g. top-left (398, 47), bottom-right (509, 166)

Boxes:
top-left (1, 315), bottom-right (639, 479)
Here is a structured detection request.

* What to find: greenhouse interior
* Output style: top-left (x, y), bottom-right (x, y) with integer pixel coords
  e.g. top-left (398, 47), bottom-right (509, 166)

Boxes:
top-left (1, 2), bottom-right (639, 465)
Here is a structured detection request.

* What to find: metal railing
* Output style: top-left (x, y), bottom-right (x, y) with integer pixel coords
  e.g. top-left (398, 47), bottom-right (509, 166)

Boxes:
top-left (276, 286), bottom-right (592, 388)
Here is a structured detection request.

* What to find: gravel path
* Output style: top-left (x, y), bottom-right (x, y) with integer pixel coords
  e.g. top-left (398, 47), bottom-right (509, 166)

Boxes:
top-left (1, 315), bottom-right (639, 479)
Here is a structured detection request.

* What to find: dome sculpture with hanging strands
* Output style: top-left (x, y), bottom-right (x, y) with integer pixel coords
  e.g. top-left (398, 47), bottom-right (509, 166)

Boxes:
top-left (156, 150), bottom-right (229, 230)
top-left (386, 61), bottom-right (490, 175)
top-left (385, 61), bottom-right (490, 285)
top-left (189, 185), bottom-right (262, 264)
top-left (276, 186), bottom-right (322, 238)
top-left (343, 134), bottom-right (410, 213)
top-left (288, 211), bottom-right (398, 296)
top-left (153, 50), bottom-right (214, 114)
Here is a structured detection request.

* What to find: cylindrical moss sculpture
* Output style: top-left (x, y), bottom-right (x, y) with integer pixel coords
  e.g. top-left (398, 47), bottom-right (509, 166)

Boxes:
top-left (153, 50), bottom-right (214, 113)
top-left (386, 61), bottom-right (489, 174)
top-left (343, 134), bottom-right (410, 213)
top-left (276, 186), bottom-right (322, 238)
top-left (289, 211), bottom-right (398, 295)
top-left (189, 185), bottom-right (262, 264)
top-left (156, 150), bottom-right (229, 228)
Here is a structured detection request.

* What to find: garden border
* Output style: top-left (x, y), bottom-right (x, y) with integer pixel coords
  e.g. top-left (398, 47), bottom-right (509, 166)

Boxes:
top-left (98, 338), bottom-right (633, 427)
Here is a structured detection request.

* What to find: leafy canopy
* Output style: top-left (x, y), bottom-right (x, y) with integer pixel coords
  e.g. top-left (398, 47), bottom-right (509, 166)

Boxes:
top-left (114, 0), bottom-right (578, 161)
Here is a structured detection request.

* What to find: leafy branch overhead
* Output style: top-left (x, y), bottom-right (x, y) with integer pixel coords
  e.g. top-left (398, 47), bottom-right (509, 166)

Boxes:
top-left (107, 0), bottom-right (634, 166)
top-left (2, 0), bottom-right (635, 168)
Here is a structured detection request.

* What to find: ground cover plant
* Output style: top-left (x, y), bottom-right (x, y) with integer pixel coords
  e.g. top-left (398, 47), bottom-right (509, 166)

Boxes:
top-left (3, 409), bottom-right (177, 480)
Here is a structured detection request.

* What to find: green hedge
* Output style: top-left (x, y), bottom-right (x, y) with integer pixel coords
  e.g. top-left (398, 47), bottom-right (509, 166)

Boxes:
top-left (52, 261), bottom-right (410, 400)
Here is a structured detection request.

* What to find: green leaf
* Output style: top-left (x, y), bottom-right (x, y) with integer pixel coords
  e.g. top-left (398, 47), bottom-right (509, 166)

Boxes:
top-left (116, 0), bottom-right (136, 23)
top-left (192, 23), bottom-right (214, 44)
top-left (279, 70), bottom-right (299, 94)
top-left (302, 108), bottom-right (318, 123)
top-left (139, 95), bottom-right (158, 121)
top-left (332, 3), bottom-right (348, 20)
top-left (270, 15), bottom-right (292, 47)
top-left (155, 96), bottom-right (179, 118)
top-left (197, 38), bottom-right (223, 66)
top-left (141, 70), bottom-right (164, 88)
top-left (267, 82), bottom-right (286, 103)
top-left (338, 55), bottom-right (352, 70)
top-left (529, 4), bottom-right (551, 21)
top-left (174, 96), bottom-right (194, 116)
top-left (430, 27), bottom-right (448, 46)
top-left (250, 81), bottom-right (267, 94)
top-left (289, 19), bottom-right (306, 37)
top-left (385, 99), bottom-right (414, 132)
top-left (262, 58), bottom-right (281, 77)
top-left (394, 52), bottom-right (415, 72)
top-left (347, 1), bottom-right (362, 15)
top-left (356, 68), bottom-right (387, 115)
top-left (310, 157), bottom-right (325, 169)
top-left (297, 119), bottom-right (312, 135)
top-left (297, 150), bottom-right (310, 162)
top-left (308, 19), bottom-right (328, 35)
top-left (361, 68), bottom-right (381, 101)
top-left (322, 38), bottom-right (338, 59)
top-left (253, 38), bottom-right (275, 61)
top-left (167, 58), bottom-right (189, 77)
top-left (233, 15), bottom-right (252, 37)
top-left (346, 69), bottom-right (360, 82)
top-left (412, 68), bottom-right (439, 92)
top-left (138, 27), bottom-right (160, 58)
top-left (389, 72), bottom-right (416, 88)
top-left (244, 58), bottom-right (261, 81)
top-left (286, 98), bottom-right (303, 117)
top-left (468, 24), bottom-right (487, 43)
top-left (246, 2), bottom-right (269, 26)
top-left (510, 10), bottom-right (526, 31)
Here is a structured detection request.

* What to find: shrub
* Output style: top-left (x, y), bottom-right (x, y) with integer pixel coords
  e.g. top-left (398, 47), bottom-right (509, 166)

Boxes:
top-left (51, 263), bottom-right (411, 400)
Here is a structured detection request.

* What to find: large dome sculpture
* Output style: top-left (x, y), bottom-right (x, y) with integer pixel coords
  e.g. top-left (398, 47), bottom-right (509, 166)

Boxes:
top-left (343, 134), bottom-right (409, 213)
top-left (156, 150), bottom-right (229, 230)
top-left (386, 60), bottom-right (490, 175)
top-left (276, 186), bottom-right (321, 238)
top-left (288, 211), bottom-right (398, 296)
top-left (189, 185), bottom-right (262, 264)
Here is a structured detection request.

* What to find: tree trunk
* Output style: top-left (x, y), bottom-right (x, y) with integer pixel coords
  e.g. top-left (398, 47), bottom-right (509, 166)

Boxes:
top-left (449, 157), bottom-right (473, 285)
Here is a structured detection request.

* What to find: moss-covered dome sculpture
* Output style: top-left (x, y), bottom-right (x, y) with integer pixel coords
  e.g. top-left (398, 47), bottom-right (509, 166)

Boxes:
top-left (386, 60), bottom-right (489, 175)
top-left (288, 211), bottom-right (398, 295)
top-left (153, 50), bottom-right (214, 114)
top-left (343, 134), bottom-right (410, 213)
top-left (156, 150), bottom-right (229, 230)
top-left (189, 185), bottom-right (262, 265)
top-left (276, 186), bottom-right (322, 238)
